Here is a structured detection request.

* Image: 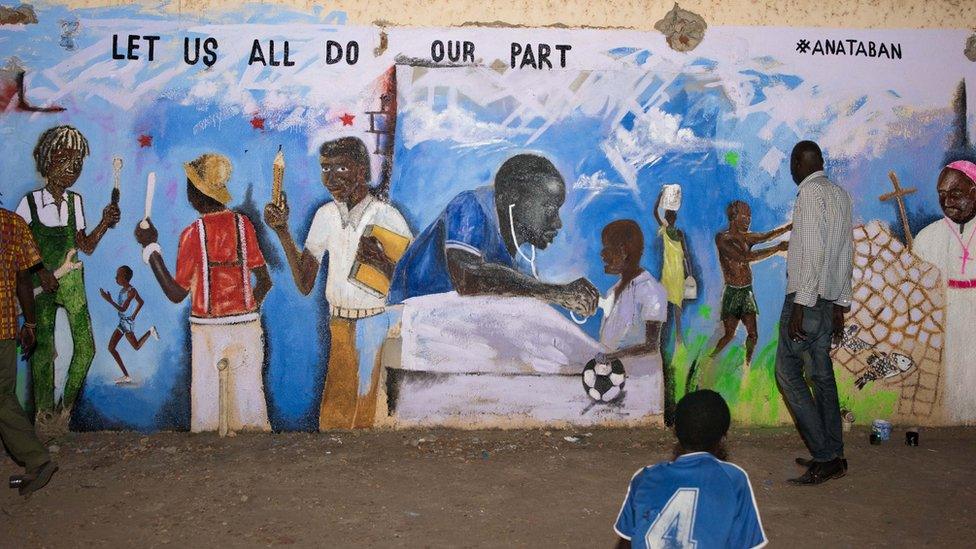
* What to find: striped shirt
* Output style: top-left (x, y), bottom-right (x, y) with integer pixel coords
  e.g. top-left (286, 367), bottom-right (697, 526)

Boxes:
top-left (786, 171), bottom-right (854, 308)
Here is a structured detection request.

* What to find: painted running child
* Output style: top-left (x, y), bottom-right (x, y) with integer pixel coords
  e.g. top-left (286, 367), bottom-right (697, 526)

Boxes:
top-left (99, 265), bottom-right (157, 384)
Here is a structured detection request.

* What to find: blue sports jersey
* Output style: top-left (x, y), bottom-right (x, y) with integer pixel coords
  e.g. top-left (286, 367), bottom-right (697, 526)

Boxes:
top-left (388, 186), bottom-right (515, 304)
top-left (614, 452), bottom-right (767, 549)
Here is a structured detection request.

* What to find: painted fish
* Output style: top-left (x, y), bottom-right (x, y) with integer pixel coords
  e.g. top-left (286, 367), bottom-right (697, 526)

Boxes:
top-left (839, 324), bottom-right (872, 353)
top-left (855, 351), bottom-right (915, 389)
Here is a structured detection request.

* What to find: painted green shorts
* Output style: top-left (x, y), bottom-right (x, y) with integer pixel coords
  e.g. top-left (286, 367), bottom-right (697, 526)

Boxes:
top-left (721, 285), bottom-right (759, 320)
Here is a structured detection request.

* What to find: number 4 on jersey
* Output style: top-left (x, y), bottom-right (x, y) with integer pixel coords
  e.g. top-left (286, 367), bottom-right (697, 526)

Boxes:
top-left (644, 488), bottom-right (699, 549)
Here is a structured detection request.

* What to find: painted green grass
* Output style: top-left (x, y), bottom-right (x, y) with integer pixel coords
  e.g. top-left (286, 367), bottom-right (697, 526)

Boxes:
top-left (667, 316), bottom-right (898, 425)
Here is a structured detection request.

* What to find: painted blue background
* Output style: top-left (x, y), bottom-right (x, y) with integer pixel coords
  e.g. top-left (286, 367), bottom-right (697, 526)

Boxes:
top-left (0, 6), bottom-right (964, 431)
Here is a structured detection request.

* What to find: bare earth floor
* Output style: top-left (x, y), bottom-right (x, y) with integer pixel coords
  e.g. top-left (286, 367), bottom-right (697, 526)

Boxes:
top-left (1, 426), bottom-right (974, 547)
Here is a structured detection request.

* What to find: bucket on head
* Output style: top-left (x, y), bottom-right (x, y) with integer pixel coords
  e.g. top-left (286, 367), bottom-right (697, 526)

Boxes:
top-left (661, 184), bottom-right (682, 211)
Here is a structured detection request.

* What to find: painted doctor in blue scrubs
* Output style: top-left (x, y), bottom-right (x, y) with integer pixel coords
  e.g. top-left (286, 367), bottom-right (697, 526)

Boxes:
top-left (387, 153), bottom-right (598, 316)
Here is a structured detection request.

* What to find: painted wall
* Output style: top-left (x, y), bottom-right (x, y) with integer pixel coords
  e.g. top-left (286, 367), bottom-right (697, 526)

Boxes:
top-left (2, 2), bottom-right (974, 432)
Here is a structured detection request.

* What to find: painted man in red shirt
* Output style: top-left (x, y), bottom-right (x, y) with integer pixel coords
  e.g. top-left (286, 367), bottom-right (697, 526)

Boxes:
top-left (135, 154), bottom-right (273, 434)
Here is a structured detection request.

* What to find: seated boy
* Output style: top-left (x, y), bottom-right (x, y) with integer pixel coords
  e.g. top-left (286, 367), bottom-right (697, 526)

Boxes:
top-left (614, 390), bottom-right (767, 548)
top-left (594, 220), bottom-right (667, 413)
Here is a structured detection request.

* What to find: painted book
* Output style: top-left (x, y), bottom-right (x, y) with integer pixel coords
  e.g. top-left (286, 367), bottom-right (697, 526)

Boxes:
top-left (349, 224), bottom-right (411, 297)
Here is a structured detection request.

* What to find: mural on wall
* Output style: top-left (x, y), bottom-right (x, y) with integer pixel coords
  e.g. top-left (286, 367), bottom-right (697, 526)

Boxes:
top-left (1, 5), bottom-right (974, 432)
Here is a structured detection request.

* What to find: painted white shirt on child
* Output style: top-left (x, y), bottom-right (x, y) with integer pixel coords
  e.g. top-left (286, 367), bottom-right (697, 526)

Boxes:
top-left (600, 270), bottom-right (667, 378)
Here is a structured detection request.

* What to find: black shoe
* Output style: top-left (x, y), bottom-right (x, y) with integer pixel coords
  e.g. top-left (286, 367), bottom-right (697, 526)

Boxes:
top-left (19, 461), bottom-right (58, 497)
top-left (815, 458), bottom-right (847, 482)
top-left (795, 457), bottom-right (848, 471)
top-left (787, 465), bottom-right (821, 485)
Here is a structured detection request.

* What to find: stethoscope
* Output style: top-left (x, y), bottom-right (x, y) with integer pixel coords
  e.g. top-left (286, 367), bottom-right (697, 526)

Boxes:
top-left (508, 203), bottom-right (591, 325)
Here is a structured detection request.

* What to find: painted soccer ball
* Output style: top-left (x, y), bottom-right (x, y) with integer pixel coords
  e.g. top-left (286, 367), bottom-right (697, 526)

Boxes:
top-left (581, 358), bottom-right (626, 402)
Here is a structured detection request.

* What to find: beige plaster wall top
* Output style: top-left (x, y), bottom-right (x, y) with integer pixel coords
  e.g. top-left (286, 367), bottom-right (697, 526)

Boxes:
top-left (33, 0), bottom-right (976, 30)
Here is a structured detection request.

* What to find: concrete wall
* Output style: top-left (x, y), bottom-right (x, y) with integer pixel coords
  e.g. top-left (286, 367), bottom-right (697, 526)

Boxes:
top-left (28, 0), bottom-right (976, 29)
top-left (3, 2), bottom-right (974, 432)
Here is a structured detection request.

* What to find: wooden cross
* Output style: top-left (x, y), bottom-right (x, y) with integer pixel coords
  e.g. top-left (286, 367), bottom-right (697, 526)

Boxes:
top-left (879, 171), bottom-right (917, 250)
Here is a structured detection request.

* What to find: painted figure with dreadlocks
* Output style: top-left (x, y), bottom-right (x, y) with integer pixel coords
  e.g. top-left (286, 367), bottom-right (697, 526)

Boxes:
top-left (16, 125), bottom-right (121, 436)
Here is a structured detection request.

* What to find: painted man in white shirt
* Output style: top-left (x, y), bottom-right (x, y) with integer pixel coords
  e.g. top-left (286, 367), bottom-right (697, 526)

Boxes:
top-left (913, 160), bottom-right (976, 424)
top-left (16, 125), bottom-right (120, 434)
top-left (594, 220), bottom-right (668, 415)
top-left (264, 137), bottom-right (411, 430)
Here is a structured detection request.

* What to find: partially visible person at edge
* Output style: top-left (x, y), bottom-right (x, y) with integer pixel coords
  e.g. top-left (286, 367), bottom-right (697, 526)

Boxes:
top-left (264, 136), bottom-right (412, 431)
top-left (16, 125), bottom-right (121, 437)
top-left (0, 206), bottom-right (59, 496)
top-left (912, 160), bottom-right (976, 424)
top-left (135, 153), bottom-right (273, 433)
top-left (613, 390), bottom-right (767, 549)
top-left (776, 140), bottom-right (853, 485)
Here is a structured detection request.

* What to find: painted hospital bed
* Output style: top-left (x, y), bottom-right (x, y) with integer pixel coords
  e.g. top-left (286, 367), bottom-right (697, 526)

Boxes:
top-left (373, 292), bottom-right (663, 428)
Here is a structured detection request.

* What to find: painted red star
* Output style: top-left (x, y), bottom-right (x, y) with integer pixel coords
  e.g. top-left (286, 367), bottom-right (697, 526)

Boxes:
top-left (339, 113), bottom-right (355, 126)
top-left (137, 134), bottom-right (153, 148)
top-left (250, 115), bottom-right (265, 130)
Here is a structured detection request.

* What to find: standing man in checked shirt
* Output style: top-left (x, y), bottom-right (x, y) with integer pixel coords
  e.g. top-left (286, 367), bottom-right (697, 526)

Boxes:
top-left (776, 141), bottom-right (853, 486)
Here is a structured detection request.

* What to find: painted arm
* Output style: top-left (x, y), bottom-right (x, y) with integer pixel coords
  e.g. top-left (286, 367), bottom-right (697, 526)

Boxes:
top-left (252, 265), bottom-right (272, 305)
top-left (129, 288), bottom-right (145, 320)
top-left (146, 252), bottom-right (190, 304)
top-left (653, 192), bottom-right (665, 227)
top-left (446, 248), bottom-right (598, 316)
top-left (98, 288), bottom-right (122, 310)
top-left (16, 267), bottom-right (39, 357)
top-left (357, 236), bottom-right (396, 279)
top-left (748, 223), bottom-right (792, 244)
top-left (134, 220), bottom-right (189, 304)
top-left (720, 233), bottom-right (788, 264)
top-left (604, 321), bottom-right (662, 360)
top-left (75, 201), bottom-right (121, 256)
top-left (678, 231), bottom-right (693, 275)
top-left (264, 198), bottom-right (318, 296)
top-left (746, 241), bottom-right (789, 263)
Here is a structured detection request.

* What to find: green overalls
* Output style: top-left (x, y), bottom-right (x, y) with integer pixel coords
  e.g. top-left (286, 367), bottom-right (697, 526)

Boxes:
top-left (25, 191), bottom-right (95, 413)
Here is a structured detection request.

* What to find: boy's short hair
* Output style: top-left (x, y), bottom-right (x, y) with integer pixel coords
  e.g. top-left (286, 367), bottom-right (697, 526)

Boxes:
top-left (726, 200), bottom-right (748, 220)
top-left (118, 265), bottom-right (133, 281)
top-left (602, 219), bottom-right (644, 261)
top-left (675, 390), bottom-right (731, 452)
top-left (319, 136), bottom-right (371, 181)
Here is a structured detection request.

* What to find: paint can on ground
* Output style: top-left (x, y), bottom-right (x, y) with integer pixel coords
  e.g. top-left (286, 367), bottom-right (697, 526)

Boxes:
top-left (841, 409), bottom-right (854, 432)
top-left (906, 429), bottom-right (919, 446)
top-left (871, 419), bottom-right (892, 442)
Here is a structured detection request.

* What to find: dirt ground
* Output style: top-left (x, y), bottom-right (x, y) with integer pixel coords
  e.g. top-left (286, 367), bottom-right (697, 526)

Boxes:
top-left (1, 426), bottom-right (974, 548)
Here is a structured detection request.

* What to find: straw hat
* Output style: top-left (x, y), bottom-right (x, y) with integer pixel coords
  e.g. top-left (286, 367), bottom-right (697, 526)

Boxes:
top-left (184, 153), bottom-right (232, 205)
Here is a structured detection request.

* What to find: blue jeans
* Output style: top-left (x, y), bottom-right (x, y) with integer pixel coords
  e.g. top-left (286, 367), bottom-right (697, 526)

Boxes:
top-left (775, 295), bottom-right (844, 462)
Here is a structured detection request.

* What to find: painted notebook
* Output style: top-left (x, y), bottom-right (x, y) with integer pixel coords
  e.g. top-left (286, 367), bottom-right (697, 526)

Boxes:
top-left (349, 224), bottom-right (411, 297)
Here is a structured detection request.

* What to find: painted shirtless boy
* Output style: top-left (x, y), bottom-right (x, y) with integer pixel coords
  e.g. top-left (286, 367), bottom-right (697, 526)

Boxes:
top-left (711, 201), bottom-right (790, 366)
